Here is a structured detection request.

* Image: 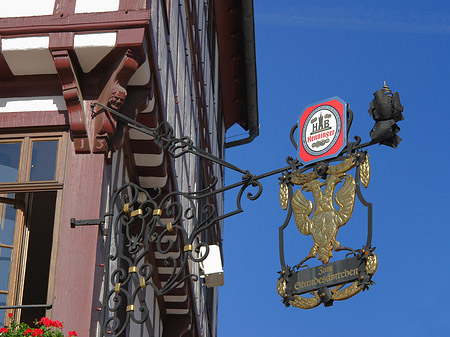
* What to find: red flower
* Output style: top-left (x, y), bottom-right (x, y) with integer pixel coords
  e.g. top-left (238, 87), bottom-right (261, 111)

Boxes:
top-left (53, 320), bottom-right (63, 328)
top-left (39, 317), bottom-right (52, 327)
top-left (32, 329), bottom-right (44, 337)
top-left (0, 327), bottom-right (8, 333)
top-left (68, 331), bottom-right (78, 337)
top-left (8, 313), bottom-right (13, 318)
top-left (24, 328), bottom-right (33, 335)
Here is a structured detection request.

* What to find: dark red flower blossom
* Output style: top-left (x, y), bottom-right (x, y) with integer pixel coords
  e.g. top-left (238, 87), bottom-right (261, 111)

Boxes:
top-left (39, 317), bottom-right (52, 327)
top-left (8, 313), bottom-right (13, 318)
top-left (0, 327), bottom-right (8, 333)
top-left (24, 328), bottom-right (33, 335)
top-left (32, 328), bottom-right (44, 337)
top-left (68, 331), bottom-right (78, 337)
top-left (53, 320), bottom-right (63, 328)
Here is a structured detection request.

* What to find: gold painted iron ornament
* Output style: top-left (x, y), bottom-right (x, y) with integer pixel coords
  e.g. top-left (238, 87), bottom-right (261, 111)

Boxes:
top-left (277, 155), bottom-right (377, 309)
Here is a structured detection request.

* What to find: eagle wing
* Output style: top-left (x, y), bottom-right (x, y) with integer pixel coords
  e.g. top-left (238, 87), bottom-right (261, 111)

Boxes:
top-left (334, 174), bottom-right (356, 227)
top-left (291, 190), bottom-right (314, 235)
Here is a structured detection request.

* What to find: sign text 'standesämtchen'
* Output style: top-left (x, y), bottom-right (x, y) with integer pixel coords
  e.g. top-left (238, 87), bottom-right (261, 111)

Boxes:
top-left (288, 257), bottom-right (365, 295)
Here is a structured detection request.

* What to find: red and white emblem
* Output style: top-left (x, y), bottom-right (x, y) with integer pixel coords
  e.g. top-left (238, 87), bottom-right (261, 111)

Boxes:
top-left (298, 97), bottom-right (348, 165)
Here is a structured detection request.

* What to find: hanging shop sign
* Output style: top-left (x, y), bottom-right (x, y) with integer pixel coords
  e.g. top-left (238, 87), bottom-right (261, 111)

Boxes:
top-left (277, 85), bottom-right (403, 309)
top-left (64, 84), bottom-right (403, 336)
top-left (298, 97), bottom-right (348, 165)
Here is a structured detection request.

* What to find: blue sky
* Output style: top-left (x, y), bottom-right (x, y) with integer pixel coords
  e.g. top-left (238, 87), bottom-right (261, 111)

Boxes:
top-left (219, 1), bottom-right (450, 336)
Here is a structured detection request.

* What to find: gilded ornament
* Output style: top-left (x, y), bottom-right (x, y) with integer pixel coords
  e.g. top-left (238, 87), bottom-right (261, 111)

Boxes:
top-left (140, 278), bottom-right (147, 289)
top-left (279, 182), bottom-right (289, 210)
top-left (131, 209), bottom-right (143, 217)
top-left (292, 173), bottom-right (356, 264)
top-left (365, 254), bottom-right (378, 274)
top-left (326, 157), bottom-right (356, 175)
top-left (153, 209), bottom-right (163, 216)
top-left (276, 278), bottom-right (321, 309)
top-left (360, 155), bottom-right (371, 188)
top-left (290, 171), bottom-right (317, 185)
top-left (277, 253), bottom-right (378, 306)
top-left (330, 281), bottom-right (361, 301)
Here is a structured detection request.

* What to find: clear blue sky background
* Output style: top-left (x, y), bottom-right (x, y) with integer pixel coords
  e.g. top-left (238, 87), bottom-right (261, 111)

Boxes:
top-left (218, 1), bottom-right (450, 336)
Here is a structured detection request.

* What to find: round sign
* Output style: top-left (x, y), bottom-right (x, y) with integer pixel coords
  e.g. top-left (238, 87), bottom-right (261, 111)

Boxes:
top-left (302, 105), bottom-right (341, 156)
top-left (298, 97), bottom-right (347, 165)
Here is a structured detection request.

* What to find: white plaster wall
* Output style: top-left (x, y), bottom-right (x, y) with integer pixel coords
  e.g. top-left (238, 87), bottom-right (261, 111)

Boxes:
top-left (0, 0), bottom-right (55, 18)
top-left (2, 36), bottom-right (57, 75)
top-left (74, 32), bottom-right (117, 73)
top-left (0, 96), bottom-right (66, 112)
top-left (74, 0), bottom-right (120, 13)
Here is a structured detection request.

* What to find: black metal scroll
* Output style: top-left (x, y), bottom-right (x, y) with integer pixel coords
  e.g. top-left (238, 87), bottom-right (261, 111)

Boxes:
top-left (74, 98), bottom-right (397, 334)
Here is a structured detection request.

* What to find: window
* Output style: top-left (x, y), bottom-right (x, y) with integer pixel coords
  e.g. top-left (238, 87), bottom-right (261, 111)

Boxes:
top-left (0, 133), bottom-right (64, 187)
top-left (0, 132), bottom-right (66, 326)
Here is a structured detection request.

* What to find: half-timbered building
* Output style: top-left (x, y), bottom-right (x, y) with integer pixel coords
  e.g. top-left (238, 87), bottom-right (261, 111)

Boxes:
top-left (0, 1), bottom-right (258, 336)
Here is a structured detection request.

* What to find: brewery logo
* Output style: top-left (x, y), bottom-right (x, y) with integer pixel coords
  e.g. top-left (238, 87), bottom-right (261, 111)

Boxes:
top-left (302, 105), bottom-right (341, 156)
top-left (298, 97), bottom-right (347, 165)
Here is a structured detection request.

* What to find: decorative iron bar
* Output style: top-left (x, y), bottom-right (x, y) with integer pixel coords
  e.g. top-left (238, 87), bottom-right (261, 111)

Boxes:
top-left (84, 88), bottom-right (402, 335)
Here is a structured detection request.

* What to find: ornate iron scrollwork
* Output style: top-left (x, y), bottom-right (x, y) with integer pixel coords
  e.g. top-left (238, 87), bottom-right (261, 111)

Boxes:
top-left (72, 87), bottom-right (402, 335)
top-left (88, 103), bottom-right (272, 336)
top-left (101, 183), bottom-right (214, 335)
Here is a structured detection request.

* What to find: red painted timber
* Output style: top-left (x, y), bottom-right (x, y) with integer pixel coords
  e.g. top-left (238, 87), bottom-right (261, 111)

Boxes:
top-left (0, 11), bottom-right (151, 36)
top-left (52, 139), bottom-right (104, 336)
top-left (0, 110), bottom-right (68, 129)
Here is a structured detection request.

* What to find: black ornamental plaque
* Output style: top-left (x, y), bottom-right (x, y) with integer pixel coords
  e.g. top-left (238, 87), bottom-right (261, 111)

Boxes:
top-left (288, 257), bottom-right (365, 295)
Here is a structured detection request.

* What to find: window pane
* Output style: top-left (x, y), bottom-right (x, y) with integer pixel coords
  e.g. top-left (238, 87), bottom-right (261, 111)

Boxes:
top-left (0, 201), bottom-right (16, 247)
top-left (0, 248), bottom-right (12, 292)
top-left (0, 200), bottom-right (17, 295)
top-left (0, 143), bottom-right (21, 183)
top-left (0, 198), bottom-right (17, 327)
top-left (0, 293), bottom-right (6, 327)
top-left (29, 140), bottom-right (58, 181)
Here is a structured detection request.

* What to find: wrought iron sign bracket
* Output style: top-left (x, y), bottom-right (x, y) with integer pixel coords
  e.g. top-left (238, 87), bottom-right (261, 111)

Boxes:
top-left (83, 83), bottom-right (403, 336)
top-left (70, 216), bottom-right (110, 236)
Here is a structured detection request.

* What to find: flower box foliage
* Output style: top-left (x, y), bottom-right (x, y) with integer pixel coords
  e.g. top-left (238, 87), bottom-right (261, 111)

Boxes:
top-left (0, 315), bottom-right (77, 337)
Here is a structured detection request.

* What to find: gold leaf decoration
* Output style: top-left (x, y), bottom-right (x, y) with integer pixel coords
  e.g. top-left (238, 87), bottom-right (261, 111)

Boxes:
top-left (276, 278), bottom-right (287, 297)
top-left (360, 155), bottom-right (371, 188)
top-left (326, 157), bottom-right (356, 175)
top-left (366, 254), bottom-right (378, 275)
top-left (331, 281), bottom-right (362, 301)
top-left (279, 182), bottom-right (289, 210)
top-left (290, 293), bottom-right (321, 309)
top-left (276, 278), bottom-right (321, 309)
top-left (290, 171), bottom-right (317, 185)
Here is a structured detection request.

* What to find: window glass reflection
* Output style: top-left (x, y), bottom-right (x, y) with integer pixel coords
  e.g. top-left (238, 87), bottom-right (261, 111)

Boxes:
top-left (0, 143), bottom-right (21, 183)
top-left (30, 141), bottom-right (58, 181)
top-left (0, 293), bottom-right (6, 327)
top-left (0, 197), bottom-right (18, 326)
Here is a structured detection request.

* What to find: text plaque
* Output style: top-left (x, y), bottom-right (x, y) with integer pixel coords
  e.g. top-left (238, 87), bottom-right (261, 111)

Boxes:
top-left (288, 257), bottom-right (365, 295)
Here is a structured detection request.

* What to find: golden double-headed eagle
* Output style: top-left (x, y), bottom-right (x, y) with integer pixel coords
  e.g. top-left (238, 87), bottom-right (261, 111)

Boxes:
top-left (280, 157), bottom-right (370, 265)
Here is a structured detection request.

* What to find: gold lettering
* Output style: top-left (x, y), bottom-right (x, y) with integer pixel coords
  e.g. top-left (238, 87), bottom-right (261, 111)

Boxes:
top-left (318, 265), bottom-right (333, 276)
top-left (295, 267), bottom-right (360, 292)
